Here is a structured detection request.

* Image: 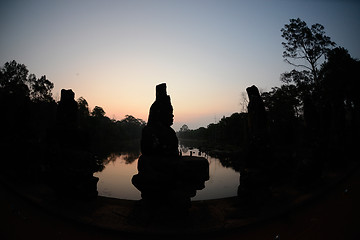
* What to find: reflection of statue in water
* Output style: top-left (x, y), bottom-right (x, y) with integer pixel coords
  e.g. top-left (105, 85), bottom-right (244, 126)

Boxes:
top-left (132, 83), bottom-right (209, 214)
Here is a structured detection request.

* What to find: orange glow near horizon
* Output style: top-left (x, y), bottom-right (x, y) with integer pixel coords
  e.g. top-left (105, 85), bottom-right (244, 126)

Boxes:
top-left (54, 69), bottom-right (243, 130)
top-left (66, 82), bottom-right (241, 130)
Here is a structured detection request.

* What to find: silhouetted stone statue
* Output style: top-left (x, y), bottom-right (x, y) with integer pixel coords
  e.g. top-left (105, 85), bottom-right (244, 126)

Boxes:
top-left (57, 90), bottom-right (78, 127)
top-left (237, 85), bottom-right (271, 207)
top-left (51, 89), bottom-right (99, 200)
top-left (132, 83), bottom-right (209, 214)
top-left (246, 85), bottom-right (267, 145)
top-left (141, 83), bottom-right (179, 158)
top-left (56, 89), bottom-right (78, 147)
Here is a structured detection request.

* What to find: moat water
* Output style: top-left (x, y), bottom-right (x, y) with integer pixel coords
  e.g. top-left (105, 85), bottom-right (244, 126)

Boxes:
top-left (94, 148), bottom-right (240, 201)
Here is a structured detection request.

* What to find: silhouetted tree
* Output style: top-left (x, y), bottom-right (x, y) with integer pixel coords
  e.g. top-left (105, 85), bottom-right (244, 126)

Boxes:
top-left (77, 96), bottom-right (90, 129)
top-left (262, 85), bottom-right (300, 143)
top-left (121, 114), bottom-right (146, 126)
top-left (320, 47), bottom-right (360, 110)
top-left (319, 47), bottom-right (360, 156)
top-left (0, 60), bottom-right (58, 175)
top-left (0, 60), bottom-right (55, 103)
top-left (29, 74), bottom-right (54, 102)
top-left (119, 115), bottom-right (146, 140)
top-left (180, 124), bottom-right (189, 132)
top-left (77, 97), bottom-right (90, 116)
top-left (280, 18), bottom-right (337, 147)
top-left (281, 18), bottom-right (335, 85)
top-left (0, 60), bottom-right (30, 98)
top-left (91, 106), bottom-right (105, 118)
top-left (0, 61), bottom-right (57, 141)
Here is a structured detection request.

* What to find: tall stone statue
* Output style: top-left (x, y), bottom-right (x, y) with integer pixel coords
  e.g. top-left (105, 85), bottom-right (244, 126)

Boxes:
top-left (57, 89), bottom-right (78, 128)
top-left (51, 89), bottom-right (99, 200)
top-left (141, 83), bottom-right (179, 158)
top-left (132, 83), bottom-right (209, 211)
top-left (56, 89), bottom-right (78, 147)
top-left (246, 85), bottom-right (267, 144)
top-left (133, 84), bottom-right (182, 201)
top-left (238, 85), bottom-right (271, 206)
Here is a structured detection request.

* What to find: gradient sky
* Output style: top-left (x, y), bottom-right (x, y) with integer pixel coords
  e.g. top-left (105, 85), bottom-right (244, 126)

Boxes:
top-left (1, 0), bottom-right (359, 130)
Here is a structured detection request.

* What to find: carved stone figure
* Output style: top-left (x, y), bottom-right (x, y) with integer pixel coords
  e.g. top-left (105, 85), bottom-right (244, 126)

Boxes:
top-left (246, 85), bottom-right (267, 144)
top-left (141, 83), bottom-right (179, 158)
top-left (132, 83), bottom-right (209, 210)
top-left (57, 89), bottom-right (78, 130)
top-left (237, 85), bottom-right (271, 206)
top-left (52, 89), bottom-right (98, 200)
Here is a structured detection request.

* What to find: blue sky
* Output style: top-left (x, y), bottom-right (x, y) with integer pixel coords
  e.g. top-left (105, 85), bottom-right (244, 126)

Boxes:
top-left (1, 0), bottom-right (359, 130)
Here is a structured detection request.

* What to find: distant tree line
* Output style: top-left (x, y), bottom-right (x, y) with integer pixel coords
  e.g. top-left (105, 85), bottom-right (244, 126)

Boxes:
top-left (0, 60), bottom-right (145, 174)
top-left (76, 99), bottom-right (146, 154)
top-left (178, 18), bottom-right (360, 166)
top-left (177, 113), bottom-right (248, 151)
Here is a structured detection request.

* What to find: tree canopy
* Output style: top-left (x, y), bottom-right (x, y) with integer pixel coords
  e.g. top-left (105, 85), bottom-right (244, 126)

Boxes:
top-left (0, 60), bottom-right (54, 102)
top-left (91, 106), bottom-right (106, 118)
top-left (281, 18), bottom-right (335, 86)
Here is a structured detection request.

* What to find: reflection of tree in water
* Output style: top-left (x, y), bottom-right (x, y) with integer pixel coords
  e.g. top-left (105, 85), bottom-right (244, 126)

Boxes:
top-left (99, 150), bottom-right (141, 169)
top-left (123, 152), bottom-right (140, 164)
top-left (101, 153), bottom-right (120, 166)
top-left (180, 141), bottom-right (241, 172)
top-left (215, 155), bottom-right (241, 172)
top-left (179, 144), bottom-right (189, 154)
top-left (198, 150), bottom-right (241, 172)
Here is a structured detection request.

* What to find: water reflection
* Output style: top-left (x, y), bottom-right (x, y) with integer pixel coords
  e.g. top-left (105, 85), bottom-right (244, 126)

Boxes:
top-left (95, 153), bottom-right (141, 200)
top-left (95, 148), bottom-right (239, 201)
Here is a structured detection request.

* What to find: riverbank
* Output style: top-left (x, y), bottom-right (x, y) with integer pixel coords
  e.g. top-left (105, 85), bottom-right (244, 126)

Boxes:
top-left (1, 161), bottom-right (359, 239)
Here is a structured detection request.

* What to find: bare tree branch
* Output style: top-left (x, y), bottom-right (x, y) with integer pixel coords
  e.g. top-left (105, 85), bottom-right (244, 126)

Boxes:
top-left (284, 59), bottom-right (312, 71)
